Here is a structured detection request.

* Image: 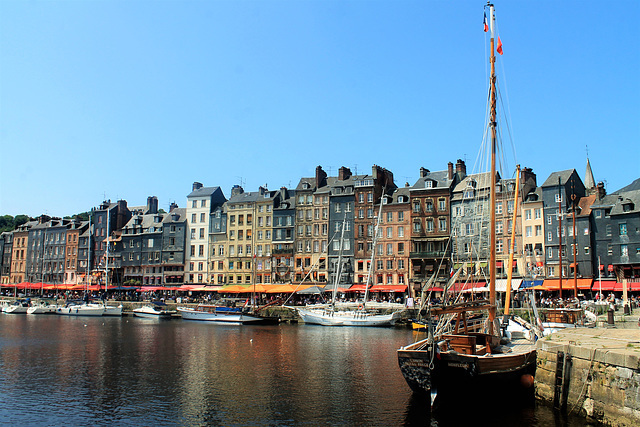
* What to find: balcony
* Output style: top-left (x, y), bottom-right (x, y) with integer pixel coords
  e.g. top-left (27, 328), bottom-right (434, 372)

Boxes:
top-left (409, 251), bottom-right (447, 259)
top-left (272, 248), bottom-right (293, 255)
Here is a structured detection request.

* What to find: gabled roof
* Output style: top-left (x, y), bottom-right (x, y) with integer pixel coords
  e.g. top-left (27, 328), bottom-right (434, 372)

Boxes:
top-left (389, 187), bottom-right (411, 204)
top-left (576, 194), bottom-right (596, 217)
top-left (541, 169), bottom-right (575, 187)
top-left (452, 171), bottom-right (494, 193)
top-left (187, 186), bottom-right (221, 198)
top-left (296, 178), bottom-right (315, 191)
top-left (610, 190), bottom-right (640, 215)
top-left (612, 177), bottom-right (640, 194)
top-left (164, 208), bottom-right (186, 222)
top-left (411, 170), bottom-right (452, 190)
top-left (227, 191), bottom-right (262, 204)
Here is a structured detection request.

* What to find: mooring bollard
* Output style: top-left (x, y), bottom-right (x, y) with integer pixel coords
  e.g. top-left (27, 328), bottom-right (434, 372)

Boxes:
top-left (607, 308), bottom-right (615, 325)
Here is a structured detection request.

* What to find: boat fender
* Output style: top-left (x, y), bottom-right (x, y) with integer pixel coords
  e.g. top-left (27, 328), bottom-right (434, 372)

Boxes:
top-left (520, 374), bottom-right (534, 388)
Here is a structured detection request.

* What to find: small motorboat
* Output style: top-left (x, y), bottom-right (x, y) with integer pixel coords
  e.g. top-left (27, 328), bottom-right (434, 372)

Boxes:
top-left (133, 302), bottom-right (176, 319)
top-left (3, 300), bottom-right (30, 314)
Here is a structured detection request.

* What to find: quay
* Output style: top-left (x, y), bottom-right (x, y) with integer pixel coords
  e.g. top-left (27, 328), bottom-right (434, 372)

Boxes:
top-left (536, 316), bottom-right (640, 426)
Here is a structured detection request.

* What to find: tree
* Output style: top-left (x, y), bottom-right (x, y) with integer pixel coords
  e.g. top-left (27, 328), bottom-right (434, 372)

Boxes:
top-left (0, 214), bottom-right (31, 233)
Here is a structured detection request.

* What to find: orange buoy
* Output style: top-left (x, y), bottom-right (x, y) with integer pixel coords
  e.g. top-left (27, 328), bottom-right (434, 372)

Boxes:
top-left (520, 374), bottom-right (534, 388)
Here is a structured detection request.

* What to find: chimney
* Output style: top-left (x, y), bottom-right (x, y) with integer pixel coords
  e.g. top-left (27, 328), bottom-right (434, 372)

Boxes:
top-left (420, 167), bottom-right (429, 178)
top-left (116, 199), bottom-right (130, 230)
top-left (338, 166), bottom-right (351, 181)
top-left (231, 185), bottom-right (244, 197)
top-left (455, 159), bottom-right (467, 177)
top-left (596, 182), bottom-right (606, 200)
top-left (147, 196), bottom-right (158, 214)
top-left (448, 162), bottom-right (454, 180)
top-left (192, 182), bottom-right (203, 191)
top-left (169, 202), bottom-right (178, 212)
top-left (315, 166), bottom-right (327, 188)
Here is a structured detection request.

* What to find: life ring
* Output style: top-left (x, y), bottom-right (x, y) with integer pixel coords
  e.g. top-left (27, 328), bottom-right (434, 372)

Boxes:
top-left (358, 304), bottom-right (364, 310)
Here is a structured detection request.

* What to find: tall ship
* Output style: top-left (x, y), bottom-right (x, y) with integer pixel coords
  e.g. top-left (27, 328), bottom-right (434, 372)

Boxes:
top-left (397, 2), bottom-right (537, 402)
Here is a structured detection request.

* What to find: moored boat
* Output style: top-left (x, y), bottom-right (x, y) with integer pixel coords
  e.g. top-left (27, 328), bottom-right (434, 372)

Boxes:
top-left (27, 300), bottom-right (59, 314)
top-left (133, 302), bottom-right (176, 319)
top-left (397, 3), bottom-right (537, 402)
top-left (102, 303), bottom-right (123, 316)
top-left (177, 304), bottom-right (265, 324)
top-left (3, 300), bottom-right (30, 314)
top-left (56, 301), bottom-right (105, 316)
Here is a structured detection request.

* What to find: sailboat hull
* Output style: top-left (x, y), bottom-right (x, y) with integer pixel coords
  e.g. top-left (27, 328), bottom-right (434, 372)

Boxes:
top-left (177, 306), bottom-right (265, 324)
top-left (297, 307), bottom-right (402, 326)
top-left (398, 339), bottom-right (536, 398)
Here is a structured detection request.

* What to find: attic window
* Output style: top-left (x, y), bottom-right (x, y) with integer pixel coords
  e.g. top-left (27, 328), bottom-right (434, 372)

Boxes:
top-left (622, 203), bottom-right (633, 212)
top-left (303, 183), bottom-right (310, 189)
top-left (425, 180), bottom-right (433, 188)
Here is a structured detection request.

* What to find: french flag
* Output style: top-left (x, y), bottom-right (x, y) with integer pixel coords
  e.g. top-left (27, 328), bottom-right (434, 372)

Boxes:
top-left (483, 12), bottom-right (488, 32)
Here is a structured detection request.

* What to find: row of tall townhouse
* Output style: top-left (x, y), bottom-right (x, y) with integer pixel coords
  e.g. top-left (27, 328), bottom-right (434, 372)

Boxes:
top-left (1, 161), bottom-right (638, 291)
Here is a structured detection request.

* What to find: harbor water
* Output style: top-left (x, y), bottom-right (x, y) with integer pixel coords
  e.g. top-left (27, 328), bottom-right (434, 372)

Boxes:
top-left (0, 314), bottom-right (600, 426)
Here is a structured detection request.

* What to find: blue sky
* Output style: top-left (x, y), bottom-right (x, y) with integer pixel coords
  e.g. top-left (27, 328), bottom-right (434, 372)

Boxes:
top-left (1, 0), bottom-right (638, 217)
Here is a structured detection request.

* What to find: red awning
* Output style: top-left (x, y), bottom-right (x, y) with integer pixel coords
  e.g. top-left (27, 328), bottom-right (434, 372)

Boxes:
top-left (348, 284), bottom-right (368, 292)
top-left (540, 279), bottom-right (593, 291)
top-left (369, 285), bottom-right (408, 292)
top-left (608, 265), bottom-right (614, 271)
top-left (591, 281), bottom-right (640, 292)
top-left (496, 261), bottom-right (503, 267)
top-left (599, 264), bottom-right (604, 270)
top-left (448, 282), bottom-right (486, 292)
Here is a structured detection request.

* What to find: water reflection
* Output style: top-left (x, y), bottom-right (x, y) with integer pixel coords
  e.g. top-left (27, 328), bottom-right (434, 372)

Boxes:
top-left (0, 315), bottom-right (602, 426)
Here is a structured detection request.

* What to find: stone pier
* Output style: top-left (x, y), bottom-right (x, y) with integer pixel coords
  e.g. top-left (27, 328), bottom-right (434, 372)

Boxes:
top-left (536, 324), bottom-right (640, 426)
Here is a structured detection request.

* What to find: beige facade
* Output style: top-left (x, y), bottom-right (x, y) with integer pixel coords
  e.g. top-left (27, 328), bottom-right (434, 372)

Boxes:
top-left (521, 188), bottom-right (545, 279)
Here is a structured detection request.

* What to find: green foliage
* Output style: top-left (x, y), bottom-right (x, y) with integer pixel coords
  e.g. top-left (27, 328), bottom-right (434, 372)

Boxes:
top-left (124, 279), bottom-right (142, 287)
top-left (63, 212), bottom-right (90, 221)
top-left (0, 214), bottom-right (31, 233)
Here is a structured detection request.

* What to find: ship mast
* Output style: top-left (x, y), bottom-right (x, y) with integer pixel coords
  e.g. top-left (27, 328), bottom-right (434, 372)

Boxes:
top-left (488, 2), bottom-right (497, 326)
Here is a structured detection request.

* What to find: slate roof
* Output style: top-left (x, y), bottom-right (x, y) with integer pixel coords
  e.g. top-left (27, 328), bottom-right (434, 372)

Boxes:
top-left (187, 186), bottom-right (221, 198)
top-left (612, 177), bottom-right (640, 194)
top-left (411, 170), bottom-right (453, 190)
top-left (541, 169), bottom-right (575, 187)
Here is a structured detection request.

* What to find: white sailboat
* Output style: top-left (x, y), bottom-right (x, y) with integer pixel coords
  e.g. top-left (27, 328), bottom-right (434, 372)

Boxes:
top-left (295, 207), bottom-right (403, 326)
top-left (177, 304), bottom-right (265, 324)
top-left (27, 299), bottom-right (58, 314)
top-left (56, 301), bottom-right (105, 316)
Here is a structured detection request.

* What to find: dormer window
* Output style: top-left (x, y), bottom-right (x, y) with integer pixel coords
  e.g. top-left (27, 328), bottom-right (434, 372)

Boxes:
top-left (303, 182), bottom-right (310, 189)
top-left (425, 180), bottom-right (433, 188)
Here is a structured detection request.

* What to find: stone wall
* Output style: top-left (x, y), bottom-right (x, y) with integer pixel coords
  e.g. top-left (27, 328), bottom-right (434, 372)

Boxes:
top-left (537, 336), bottom-right (640, 426)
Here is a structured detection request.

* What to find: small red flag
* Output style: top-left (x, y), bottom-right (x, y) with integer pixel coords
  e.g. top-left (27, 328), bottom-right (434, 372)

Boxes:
top-left (483, 12), bottom-right (488, 32)
top-left (497, 36), bottom-right (503, 55)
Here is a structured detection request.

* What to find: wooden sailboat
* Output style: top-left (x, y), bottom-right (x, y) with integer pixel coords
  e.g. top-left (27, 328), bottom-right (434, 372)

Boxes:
top-left (397, 3), bottom-right (536, 400)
